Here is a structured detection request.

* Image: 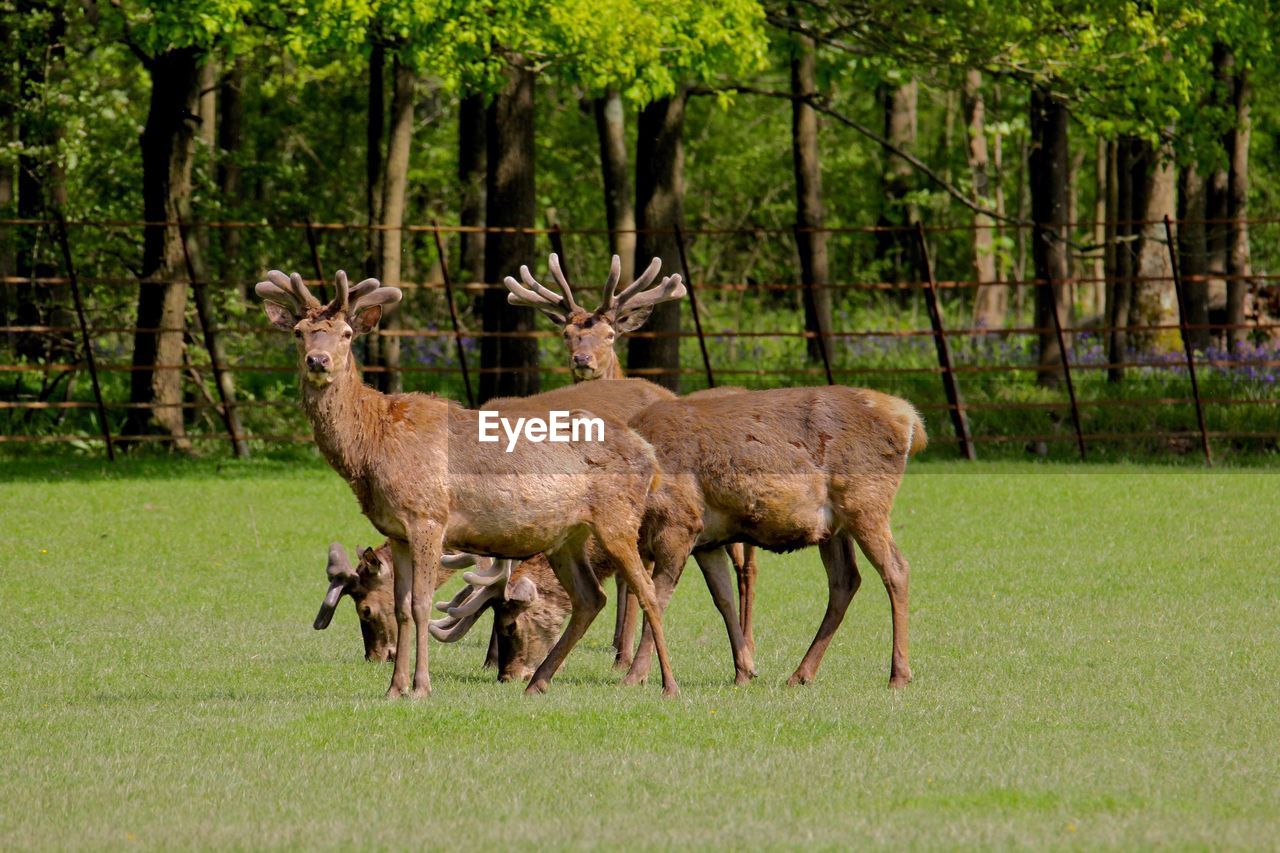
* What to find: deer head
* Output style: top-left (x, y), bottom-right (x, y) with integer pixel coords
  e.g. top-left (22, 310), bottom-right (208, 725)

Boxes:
top-left (504, 254), bottom-right (686, 381)
top-left (313, 542), bottom-right (398, 662)
top-left (256, 270), bottom-right (402, 387)
top-left (429, 555), bottom-right (570, 682)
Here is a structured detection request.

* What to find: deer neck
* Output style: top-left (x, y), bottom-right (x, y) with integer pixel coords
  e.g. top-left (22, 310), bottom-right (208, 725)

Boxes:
top-left (300, 354), bottom-right (386, 482)
top-left (581, 349), bottom-right (626, 382)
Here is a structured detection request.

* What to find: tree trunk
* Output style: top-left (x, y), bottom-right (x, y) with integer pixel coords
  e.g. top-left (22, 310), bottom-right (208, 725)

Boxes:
top-left (365, 43), bottom-right (385, 275)
top-left (373, 57), bottom-right (415, 394)
top-left (1130, 138), bottom-right (1177, 349)
top-left (458, 92), bottom-right (486, 314)
top-left (963, 70), bottom-right (1003, 328)
top-left (628, 91), bottom-right (686, 393)
top-left (124, 48), bottom-right (202, 449)
top-left (1090, 137), bottom-right (1107, 321)
top-left (480, 62), bottom-right (539, 402)
top-left (790, 20), bottom-right (832, 363)
top-left (1107, 136), bottom-right (1141, 383)
top-left (1177, 163), bottom-right (1211, 351)
top-left (595, 90), bottom-right (635, 287)
top-left (876, 80), bottom-right (920, 305)
top-left (13, 0), bottom-right (67, 365)
top-left (1029, 86), bottom-right (1071, 386)
top-left (217, 58), bottom-right (244, 295)
top-left (1226, 66), bottom-right (1251, 352)
top-left (198, 58), bottom-right (217, 148)
top-left (1206, 43), bottom-right (1232, 337)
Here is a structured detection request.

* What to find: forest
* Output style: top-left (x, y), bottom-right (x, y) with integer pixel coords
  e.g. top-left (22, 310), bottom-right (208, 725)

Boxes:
top-left (3, 0), bottom-right (1278, 458)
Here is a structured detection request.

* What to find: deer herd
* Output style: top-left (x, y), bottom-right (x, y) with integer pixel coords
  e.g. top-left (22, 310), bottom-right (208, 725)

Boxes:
top-left (257, 253), bottom-right (924, 699)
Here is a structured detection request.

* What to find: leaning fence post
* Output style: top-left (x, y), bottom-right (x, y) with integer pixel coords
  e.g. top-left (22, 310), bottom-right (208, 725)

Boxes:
top-left (53, 212), bottom-right (115, 461)
top-left (177, 215), bottom-right (248, 458)
top-left (1036, 223), bottom-right (1087, 461)
top-left (431, 221), bottom-right (475, 408)
top-left (674, 224), bottom-right (716, 389)
top-left (914, 222), bottom-right (975, 460)
top-left (1163, 215), bottom-right (1212, 465)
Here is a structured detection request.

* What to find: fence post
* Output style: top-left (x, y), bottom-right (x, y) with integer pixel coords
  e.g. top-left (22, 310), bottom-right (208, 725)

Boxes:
top-left (431, 221), bottom-right (475, 408)
top-left (793, 225), bottom-right (834, 385)
top-left (53, 212), bottom-right (115, 461)
top-left (1162, 215), bottom-right (1212, 465)
top-left (914, 222), bottom-right (975, 460)
top-left (674, 224), bottom-right (715, 389)
top-left (177, 216), bottom-right (248, 458)
top-left (1036, 223), bottom-right (1087, 461)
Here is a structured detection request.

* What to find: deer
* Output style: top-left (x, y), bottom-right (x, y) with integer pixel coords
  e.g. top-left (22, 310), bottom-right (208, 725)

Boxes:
top-left (438, 384), bottom-right (926, 689)
top-left (256, 269), bottom-right (679, 697)
top-left (504, 253), bottom-right (761, 668)
top-left (314, 540), bottom-right (564, 680)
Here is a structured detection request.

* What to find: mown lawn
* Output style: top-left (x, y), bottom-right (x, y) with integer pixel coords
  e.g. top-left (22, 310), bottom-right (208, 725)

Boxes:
top-left (1, 457), bottom-right (1277, 849)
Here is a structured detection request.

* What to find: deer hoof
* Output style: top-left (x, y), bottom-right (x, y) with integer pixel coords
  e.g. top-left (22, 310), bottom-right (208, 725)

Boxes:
top-left (889, 673), bottom-right (913, 689)
top-left (786, 672), bottom-right (814, 687)
top-left (525, 680), bottom-right (550, 695)
top-left (662, 683), bottom-right (681, 698)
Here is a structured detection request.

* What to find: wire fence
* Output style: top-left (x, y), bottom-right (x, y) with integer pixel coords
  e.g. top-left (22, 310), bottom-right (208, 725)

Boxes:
top-left (2, 216), bottom-right (1278, 463)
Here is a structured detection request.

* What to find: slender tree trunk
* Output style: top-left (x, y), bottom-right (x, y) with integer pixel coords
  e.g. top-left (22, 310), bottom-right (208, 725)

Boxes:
top-left (1130, 137), bottom-right (1177, 349)
top-left (124, 48), bottom-right (202, 449)
top-left (1177, 163), bottom-right (1211, 351)
top-left (217, 58), bottom-right (244, 295)
top-left (365, 43), bottom-right (385, 276)
top-left (628, 91), bottom-right (686, 393)
top-left (1091, 137), bottom-right (1107, 321)
top-left (13, 0), bottom-right (67, 365)
top-left (458, 92), bottom-right (486, 314)
top-left (963, 70), bottom-right (1003, 328)
top-left (1108, 136), bottom-right (1140, 383)
top-left (1205, 43), bottom-right (1232, 341)
top-left (198, 59), bottom-right (217, 148)
top-left (1029, 86), bottom-right (1071, 386)
top-left (790, 21), bottom-right (832, 362)
top-left (876, 80), bottom-right (920, 305)
top-left (1226, 66), bottom-right (1251, 352)
top-left (374, 57), bottom-right (415, 394)
top-left (480, 62), bottom-right (539, 402)
top-left (595, 90), bottom-right (636, 287)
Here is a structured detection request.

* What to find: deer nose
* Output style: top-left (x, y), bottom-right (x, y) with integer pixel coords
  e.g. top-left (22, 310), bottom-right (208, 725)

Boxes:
top-left (306, 352), bottom-right (332, 372)
top-left (572, 353), bottom-right (593, 367)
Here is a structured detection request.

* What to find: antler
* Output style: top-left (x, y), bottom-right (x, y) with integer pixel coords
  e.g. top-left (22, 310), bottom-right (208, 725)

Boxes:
top-left (314, 542), bottom-right (358, 630)
top-left (255, 270), bottom-right (322, 314)
top-left (503, 253), bottom-right (581, 321)
top-left (427, 558), bottom-right (514, 642)
top-left (329, 270), bottom-right (397, 316)
top-left (609, 256), bottom-right (686, 318)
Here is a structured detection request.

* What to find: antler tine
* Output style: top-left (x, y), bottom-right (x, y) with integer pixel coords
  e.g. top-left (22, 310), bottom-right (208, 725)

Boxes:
top-left (289, 272), bottom-right (321, 309)
top-left (597, 255), bottom-right (623, 312)
top-left (331, 270), bottom-right (350, 314)
top-left (255, 270), bottom-right (301, 310)
top-left (346, 276), bottom-right (403, 315)
top-left (547, 254), bottom-right (581, 313)
top-left (616, 273), bottom-right (687, 314)
top-left (520, 265), bottom-right (574, 311)
top-left (611, 256), bottom-right (663, 307)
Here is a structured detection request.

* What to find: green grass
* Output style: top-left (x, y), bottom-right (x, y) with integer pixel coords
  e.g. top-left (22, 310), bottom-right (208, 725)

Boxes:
top-left (2, 457), bottom-right (1278, 848)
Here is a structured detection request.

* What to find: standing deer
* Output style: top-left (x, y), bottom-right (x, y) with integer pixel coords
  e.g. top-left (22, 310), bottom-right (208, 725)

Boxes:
top-left (504, 253), bottom-right (760, 666)
top-left (256, 269), bottom-right (679, 697)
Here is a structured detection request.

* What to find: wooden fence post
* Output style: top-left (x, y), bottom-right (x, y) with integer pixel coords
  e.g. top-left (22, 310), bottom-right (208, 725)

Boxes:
top-left (915, 222), bottom-right (975, 459)
top-left (1163, 215), bottom-right (1212, 465)
top-left (674, 224), bottom-right (715, 389)
top-left (432, 222), bottom-right (475, 408)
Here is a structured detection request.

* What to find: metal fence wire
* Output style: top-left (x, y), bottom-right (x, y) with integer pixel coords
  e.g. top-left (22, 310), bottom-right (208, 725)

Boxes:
top-left (2, 216), bottom-right (1279, 463)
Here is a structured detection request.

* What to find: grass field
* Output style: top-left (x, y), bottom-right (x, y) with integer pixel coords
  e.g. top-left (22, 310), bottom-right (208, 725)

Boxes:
top-left (1, 457), bottom-right (1278, 848)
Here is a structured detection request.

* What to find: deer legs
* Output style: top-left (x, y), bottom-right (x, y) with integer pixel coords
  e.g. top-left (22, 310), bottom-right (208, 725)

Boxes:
top-left (526, 533), bottom-right (607, 696)
top-left (787, 533), bottom-right (861, 686)
top-left (386, 525), bottom-right (442, 699)
top-left (729, 544), bottom-right (758, 657)
top-left (848, 514), bottom-right (912, 688)
top-left (694, 548), bottom-right (756, 684)
top-left (611, 576), bottom-right (640, 670)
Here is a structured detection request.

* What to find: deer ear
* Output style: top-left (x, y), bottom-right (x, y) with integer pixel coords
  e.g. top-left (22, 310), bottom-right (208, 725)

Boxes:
top-left (613, 305), bottom-right (654, 334)
top-left (263, 300), bottom-right (298, 331)
top-left (504, 576), bottom-right (538, 607)
top-left (351, 304), bottom-right (383, 334)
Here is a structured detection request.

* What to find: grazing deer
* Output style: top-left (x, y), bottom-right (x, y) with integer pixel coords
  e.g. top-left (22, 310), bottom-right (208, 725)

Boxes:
top-left (316, 541), bottom-right (560, 679)
top-left (623, 386), bottom-right (926, 688)
top-left (505, 254), bottom-right (760, 665)
top-left (257, 270), bottom-right (679, 697)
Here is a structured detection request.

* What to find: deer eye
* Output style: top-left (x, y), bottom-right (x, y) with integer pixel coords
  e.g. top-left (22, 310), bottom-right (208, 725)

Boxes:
top-left (342, 329), bottom-right (353, 340)
top-left (293, 329), bottom-right (303, 338)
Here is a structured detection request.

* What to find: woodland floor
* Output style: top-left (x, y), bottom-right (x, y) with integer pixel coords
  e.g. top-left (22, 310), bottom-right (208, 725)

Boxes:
top-left (1, 458), bottom-right (1277, 849)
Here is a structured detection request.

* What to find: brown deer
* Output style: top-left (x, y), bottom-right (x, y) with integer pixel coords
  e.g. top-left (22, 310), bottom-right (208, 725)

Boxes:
top-left (623, 386), bottom-right (925, 688)
top-left (504, 254), bottom-right (760, 666)
top-left (315, 541), bottom-right (560, 679)
top-left (256, 270), bottom-right (679, 697)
